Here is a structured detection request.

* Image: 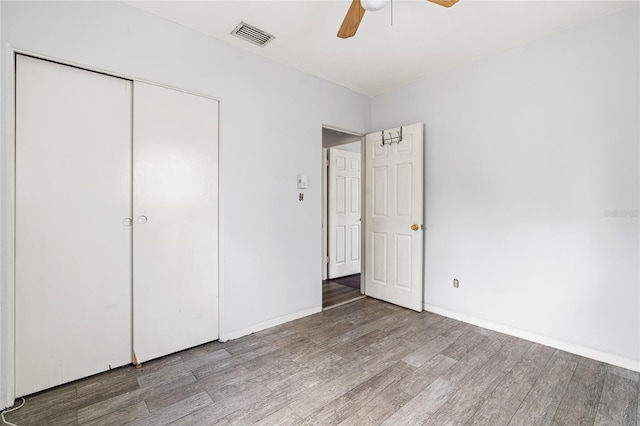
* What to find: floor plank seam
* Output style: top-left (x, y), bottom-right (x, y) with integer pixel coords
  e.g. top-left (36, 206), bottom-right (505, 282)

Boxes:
top-left (551, 357), bottom-right (580, 424)
top-left (505, 349), bottom-right (557, 425)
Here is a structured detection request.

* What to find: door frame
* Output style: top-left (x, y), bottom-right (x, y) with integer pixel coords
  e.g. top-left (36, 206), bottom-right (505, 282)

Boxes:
top-left (2, 48), bottom-right (223, 408)
top-left (321, 125), bottom-right (365, 293)
top-left (321, 124), bottom-right (426, 311)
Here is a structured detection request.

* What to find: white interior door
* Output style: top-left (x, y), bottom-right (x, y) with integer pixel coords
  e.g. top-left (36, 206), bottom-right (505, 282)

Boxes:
top-left (15, 55), bottom-right (133, 396)
top-left (364, 123), bottom-right (424, 311)
top-left (328, 148), bottom-right (361, 279)
top-left (133, 82), bottom-right (219, 364)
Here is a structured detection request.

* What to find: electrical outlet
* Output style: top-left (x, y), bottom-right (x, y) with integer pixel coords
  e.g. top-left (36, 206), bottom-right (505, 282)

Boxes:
top-left (453, 278), bottom-right (459, 288)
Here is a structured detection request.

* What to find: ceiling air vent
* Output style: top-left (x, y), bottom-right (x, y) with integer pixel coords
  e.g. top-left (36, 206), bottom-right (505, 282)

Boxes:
top-left (231, 22), bottom-right (275, 47)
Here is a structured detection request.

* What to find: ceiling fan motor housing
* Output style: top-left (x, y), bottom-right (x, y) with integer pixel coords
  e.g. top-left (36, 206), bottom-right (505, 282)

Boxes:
top-left (361, 0), bottom-right (390, 12)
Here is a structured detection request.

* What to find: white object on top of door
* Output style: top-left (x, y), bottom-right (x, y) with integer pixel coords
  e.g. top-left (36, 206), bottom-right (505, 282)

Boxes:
top-left (15, 55), bottom-right (133, 396)
top-left (364, 123), bottom-right (424, 312)
top-left (132, 81), bottom-right (219, 364)
top-left (328, 148), bottom-right (362, 279)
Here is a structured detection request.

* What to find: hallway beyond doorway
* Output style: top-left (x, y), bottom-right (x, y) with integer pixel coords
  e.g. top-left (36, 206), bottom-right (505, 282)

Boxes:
top-left (322, 274), bottom-right (363, 309)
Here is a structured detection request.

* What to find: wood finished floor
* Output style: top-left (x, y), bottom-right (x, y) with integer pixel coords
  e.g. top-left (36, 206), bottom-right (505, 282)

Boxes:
top-left (322, 280), bottom-right (362, 309)
top-left (5, 298), bottom-right (639, 426)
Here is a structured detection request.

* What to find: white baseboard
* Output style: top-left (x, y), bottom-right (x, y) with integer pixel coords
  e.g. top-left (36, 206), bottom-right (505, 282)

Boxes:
top-left (219, 305), bottom-right (322, 342)
top-left (423, 303), bottom-right (640, 373)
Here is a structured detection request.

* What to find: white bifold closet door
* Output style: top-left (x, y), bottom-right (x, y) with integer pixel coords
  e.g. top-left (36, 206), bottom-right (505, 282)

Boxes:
top-left (132, 82), bottom-right (219, 364)
top-left (15, 56), bottom-right (219, 396)
top-left (15, 55), bottom-right (133, 396)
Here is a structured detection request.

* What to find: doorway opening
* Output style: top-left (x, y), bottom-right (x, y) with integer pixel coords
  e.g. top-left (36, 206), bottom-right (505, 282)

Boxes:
top-left (322, 126), bottom-right (365, 310)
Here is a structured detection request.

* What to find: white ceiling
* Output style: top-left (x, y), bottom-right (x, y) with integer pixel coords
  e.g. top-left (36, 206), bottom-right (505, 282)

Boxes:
top-left (124, 0), bottom-right (637, 96)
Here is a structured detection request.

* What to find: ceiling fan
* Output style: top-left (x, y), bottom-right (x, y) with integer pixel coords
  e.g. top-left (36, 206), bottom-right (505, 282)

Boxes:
top-left (338, 0), bottom-right (459, 39)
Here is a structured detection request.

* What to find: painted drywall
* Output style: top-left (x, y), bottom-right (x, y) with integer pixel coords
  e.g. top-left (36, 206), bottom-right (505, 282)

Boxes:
top-left (0, 0), bottom-right (370, 406)
top-left (0, 0), bottom-right (5, 411)
top-left (332, 141), bottom-right (361, 153)
top-left (322, 127), bottom-right (361, 148)
top-left (372, 7), bottom-right (639, 367)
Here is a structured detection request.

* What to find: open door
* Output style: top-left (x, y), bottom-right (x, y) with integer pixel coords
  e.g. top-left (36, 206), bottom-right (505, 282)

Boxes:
top-left (328, 148), bottom-right (362, 279)
top-left (364, 123), bottom-right (424, 312)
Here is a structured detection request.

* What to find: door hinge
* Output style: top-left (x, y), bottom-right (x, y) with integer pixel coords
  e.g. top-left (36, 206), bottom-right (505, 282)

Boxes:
top-left (325, 256), bottom-right (329, 263)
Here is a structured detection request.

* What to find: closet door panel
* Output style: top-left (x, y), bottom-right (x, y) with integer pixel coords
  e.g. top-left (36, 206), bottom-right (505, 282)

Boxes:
top-left (133, 82), bottom-right (219, 363)
top-left (15, 55), bottom-right (133, 396)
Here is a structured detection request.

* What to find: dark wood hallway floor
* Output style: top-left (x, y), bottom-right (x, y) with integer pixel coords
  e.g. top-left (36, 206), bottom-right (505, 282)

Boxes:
top-left (322, 274), bottom-right (362, 309)
top-left (4, 298), bottom-right (639, 425)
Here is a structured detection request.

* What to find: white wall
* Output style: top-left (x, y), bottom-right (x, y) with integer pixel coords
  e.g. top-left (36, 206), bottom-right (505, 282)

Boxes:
top-left (0, 0), bottom-right (5, 411)
top-left (372, 8), bottom-right (639, 368)
top-left (0, 0), bottom-right (370, 407)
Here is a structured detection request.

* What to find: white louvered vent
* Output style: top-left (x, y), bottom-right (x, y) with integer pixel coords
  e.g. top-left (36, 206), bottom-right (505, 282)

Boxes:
top-left (231, 22), bottom-right (275, 47)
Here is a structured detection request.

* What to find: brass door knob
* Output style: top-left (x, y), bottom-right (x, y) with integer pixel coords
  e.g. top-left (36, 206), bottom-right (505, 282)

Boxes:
top-left (411, 224), bottom-right (419, 231)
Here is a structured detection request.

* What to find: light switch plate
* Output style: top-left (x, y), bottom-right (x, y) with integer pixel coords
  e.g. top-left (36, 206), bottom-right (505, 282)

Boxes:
top-left (297, 174), bottom-right (308, 189)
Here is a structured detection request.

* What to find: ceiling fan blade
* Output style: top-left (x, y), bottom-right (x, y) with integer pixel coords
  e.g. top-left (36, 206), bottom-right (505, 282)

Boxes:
top-left (427, 0), bottom-right (459, 7)
top-left (337, 0), bottom-right (366, 39)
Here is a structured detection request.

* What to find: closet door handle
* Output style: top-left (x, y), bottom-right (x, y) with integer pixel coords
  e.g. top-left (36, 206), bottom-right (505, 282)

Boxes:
top-left (123, 218), bottom-right (132, 227)
top-left (138, 215), bottom-right (148, 224)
